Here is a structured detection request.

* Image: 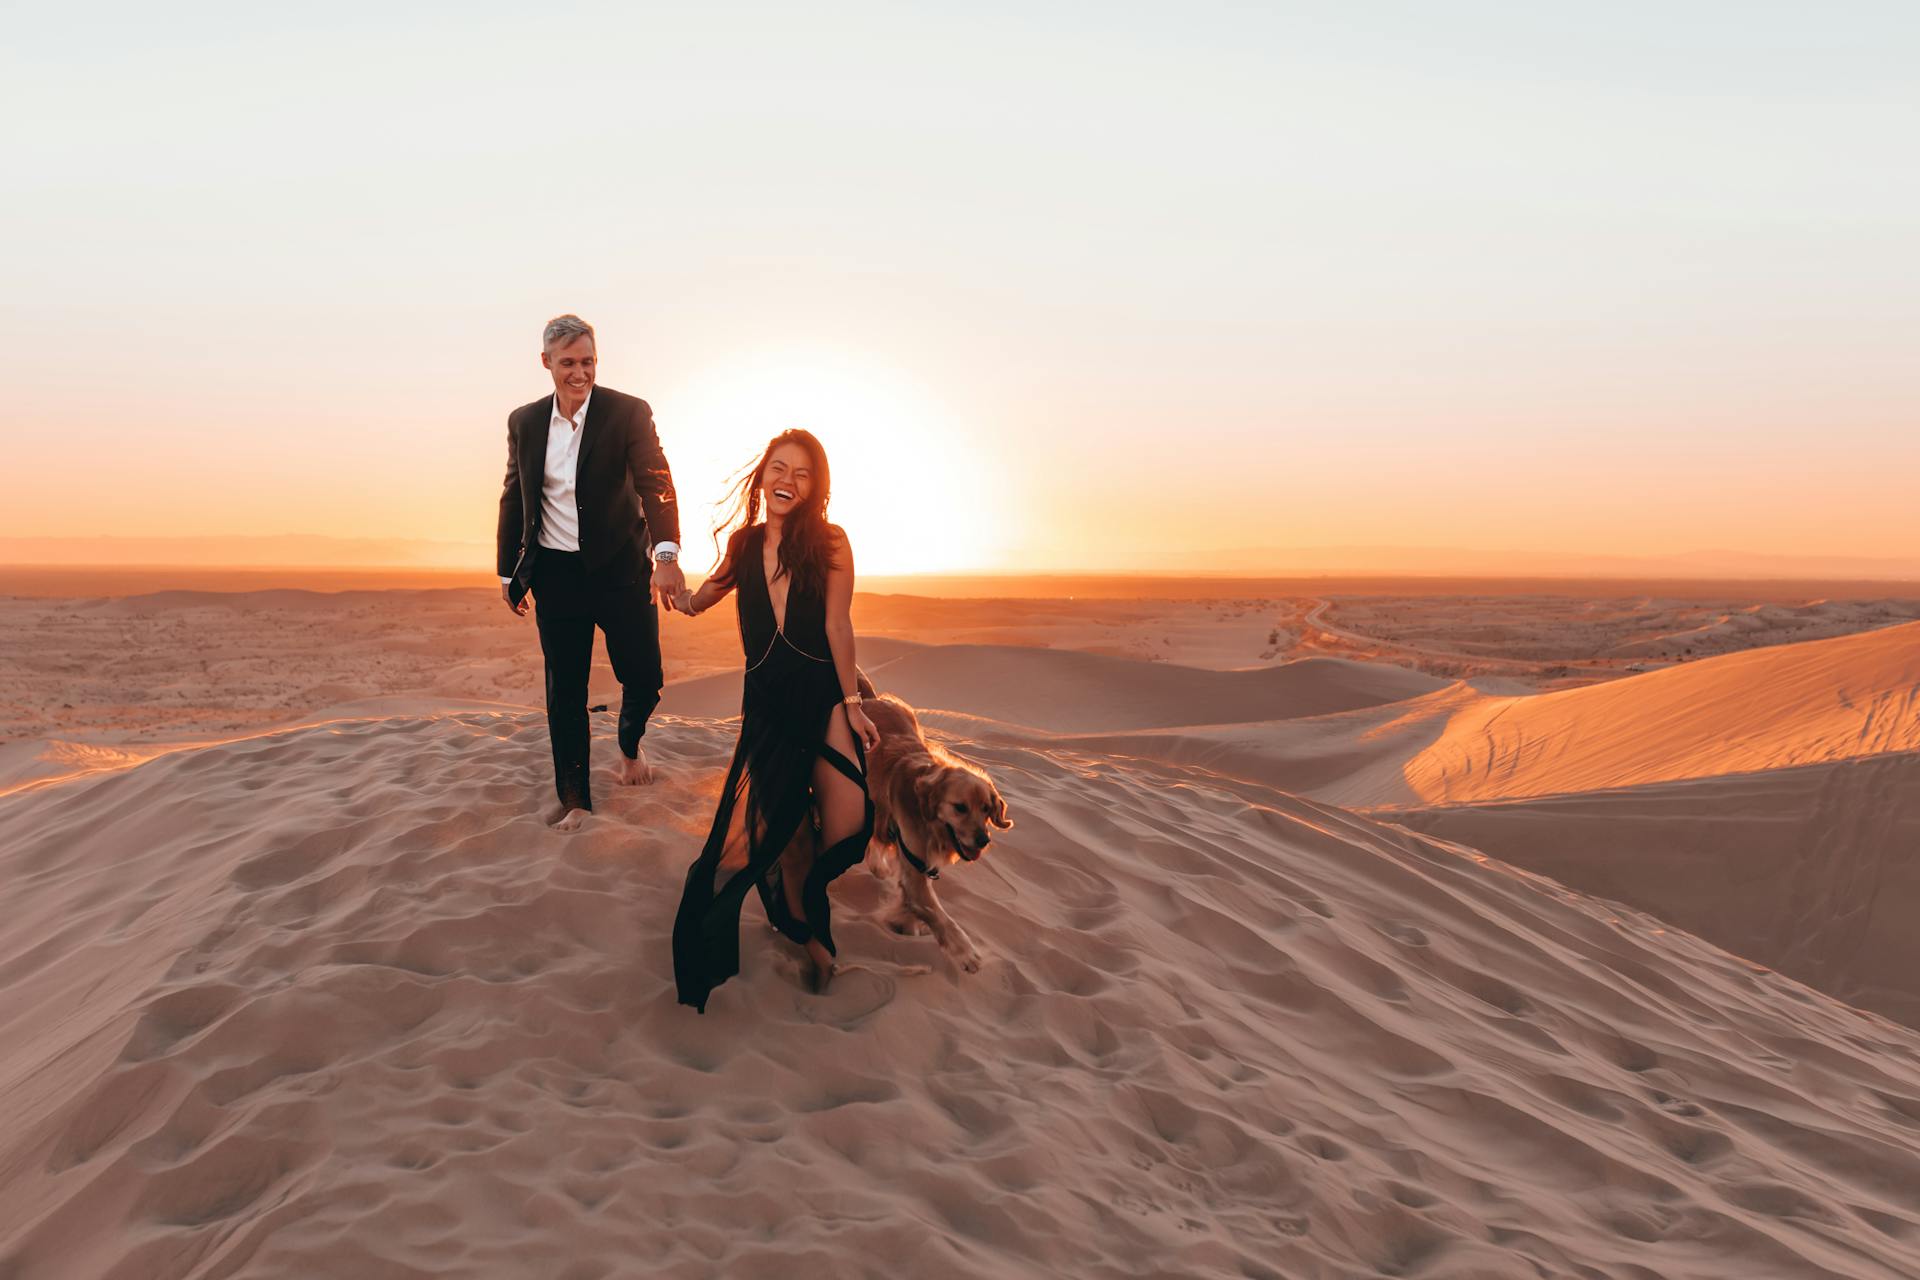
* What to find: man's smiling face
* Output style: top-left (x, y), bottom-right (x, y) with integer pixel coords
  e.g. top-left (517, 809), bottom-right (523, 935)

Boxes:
top-left (542, 334), bottom-right (596, 404)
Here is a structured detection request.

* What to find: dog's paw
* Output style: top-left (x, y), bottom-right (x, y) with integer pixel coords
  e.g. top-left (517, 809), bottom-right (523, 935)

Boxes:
top-left (953, 947), bottom-right (983, 974)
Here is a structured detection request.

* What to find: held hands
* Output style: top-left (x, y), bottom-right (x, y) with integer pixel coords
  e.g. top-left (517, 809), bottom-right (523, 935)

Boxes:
top-left (651, 559), bottom-right (688, 612)
top-left (672, 587), bottom-right (696, 616)
top-left (846, 701), bottom-right (881, 752)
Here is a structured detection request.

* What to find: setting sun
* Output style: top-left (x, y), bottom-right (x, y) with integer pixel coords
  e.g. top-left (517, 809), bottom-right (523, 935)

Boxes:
top-left (663, 350), bottom-right (1021, 578)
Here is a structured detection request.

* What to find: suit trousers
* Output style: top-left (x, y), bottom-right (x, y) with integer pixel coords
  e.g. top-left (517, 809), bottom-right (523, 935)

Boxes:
top-left (532, 548), bottom-right (662, 812)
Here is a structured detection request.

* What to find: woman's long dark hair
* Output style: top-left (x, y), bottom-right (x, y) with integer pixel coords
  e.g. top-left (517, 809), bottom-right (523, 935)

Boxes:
top-left (710, 428), bottom-right (838, 596)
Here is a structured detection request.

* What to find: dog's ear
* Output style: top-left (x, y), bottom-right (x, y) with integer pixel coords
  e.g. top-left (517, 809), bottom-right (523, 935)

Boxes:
top-left (987, 783), bottom-right (1013, 830)
top-left (917, 766), bottom-right (950, 824)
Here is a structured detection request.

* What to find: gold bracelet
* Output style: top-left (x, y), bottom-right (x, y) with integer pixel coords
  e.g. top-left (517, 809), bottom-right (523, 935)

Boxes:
top-left (842, 693), bottom-right (862, 705)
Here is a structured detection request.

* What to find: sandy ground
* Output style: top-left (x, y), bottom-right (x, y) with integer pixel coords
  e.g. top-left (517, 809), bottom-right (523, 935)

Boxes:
top-left (3, 581), bottom-right (1920, 1277)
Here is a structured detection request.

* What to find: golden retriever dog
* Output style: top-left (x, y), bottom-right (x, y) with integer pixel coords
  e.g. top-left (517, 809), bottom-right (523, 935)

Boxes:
top-left (747, 677), bottom-right (1010, 991)
top-left (856, 684), bottom-right (1012, 974)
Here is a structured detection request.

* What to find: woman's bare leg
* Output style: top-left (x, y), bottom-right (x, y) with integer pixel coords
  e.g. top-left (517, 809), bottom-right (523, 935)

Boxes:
top-left (778, 823), bottom-right (817, 937)
top-left (795, 706), bottom-right (868, 987)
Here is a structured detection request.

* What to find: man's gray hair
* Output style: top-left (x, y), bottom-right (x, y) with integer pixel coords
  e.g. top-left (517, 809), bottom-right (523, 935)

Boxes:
top-left (542, 314), bottom-right (596, 350)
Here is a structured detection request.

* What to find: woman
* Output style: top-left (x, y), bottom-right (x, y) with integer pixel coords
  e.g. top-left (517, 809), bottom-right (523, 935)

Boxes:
top-left (670, 429), bottom-right (881, 1012)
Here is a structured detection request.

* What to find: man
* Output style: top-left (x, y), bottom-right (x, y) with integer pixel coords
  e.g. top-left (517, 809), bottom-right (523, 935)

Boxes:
top-left (498, 314), bottom-right (687, 831)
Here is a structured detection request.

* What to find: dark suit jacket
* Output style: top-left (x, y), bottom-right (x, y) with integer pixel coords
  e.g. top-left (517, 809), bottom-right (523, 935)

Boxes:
top-left (496, 385), bottom-right (681, 604)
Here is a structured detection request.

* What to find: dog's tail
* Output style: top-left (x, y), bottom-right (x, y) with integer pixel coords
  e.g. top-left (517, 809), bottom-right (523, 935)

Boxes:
top-left (856, 667), bottom-right (879, 700)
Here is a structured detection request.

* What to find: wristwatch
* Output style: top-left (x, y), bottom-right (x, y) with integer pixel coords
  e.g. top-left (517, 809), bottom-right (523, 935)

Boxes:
top-left (654, 549), bottom-right (678, 564)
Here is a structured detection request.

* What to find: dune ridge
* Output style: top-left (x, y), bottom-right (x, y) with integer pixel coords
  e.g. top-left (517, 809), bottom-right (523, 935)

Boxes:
top-left (0, 740), bottom-right (165, 795)
top-left (661, 640), bottom-right (1446, 732)
top-left (1399, 620), bottom-right (1920, 804)
top-left (3, 713), bottom-right (1920, 1277)
top-left (903, 620), bottom-right (1920, 809)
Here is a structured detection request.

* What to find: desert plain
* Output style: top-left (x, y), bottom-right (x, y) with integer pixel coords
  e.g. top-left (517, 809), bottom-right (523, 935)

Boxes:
top-left (2, 571), bottom-right (1919, 1278)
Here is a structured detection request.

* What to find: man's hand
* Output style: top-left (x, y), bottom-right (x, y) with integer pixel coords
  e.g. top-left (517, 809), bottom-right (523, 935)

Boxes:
top-left (502, 582), bottom-right (531, 616)
top-left (651, 559), bottom-right (687, 612)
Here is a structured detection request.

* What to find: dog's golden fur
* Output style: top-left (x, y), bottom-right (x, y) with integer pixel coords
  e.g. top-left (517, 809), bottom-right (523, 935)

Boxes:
top-left (753, 676), bottom-right (1011, 988)
top-left (857, 685), bottom-right (1011, 973)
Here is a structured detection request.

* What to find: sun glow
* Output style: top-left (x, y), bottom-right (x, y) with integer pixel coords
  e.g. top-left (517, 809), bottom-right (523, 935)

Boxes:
top-left (664, 351), bottom-right (1014, 578)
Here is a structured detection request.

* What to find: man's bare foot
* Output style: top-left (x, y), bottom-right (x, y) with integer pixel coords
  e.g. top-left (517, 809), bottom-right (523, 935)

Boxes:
top-left (550, 806), bottom-right (590, 833)
top-left (803, 939), bottom-right (835, 994)
top-left (613, 749), bottom-right (653, 786)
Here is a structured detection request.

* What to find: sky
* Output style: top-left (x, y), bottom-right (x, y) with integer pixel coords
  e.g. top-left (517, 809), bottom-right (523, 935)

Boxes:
top-left (4, 1), bottom-right (1918, 575)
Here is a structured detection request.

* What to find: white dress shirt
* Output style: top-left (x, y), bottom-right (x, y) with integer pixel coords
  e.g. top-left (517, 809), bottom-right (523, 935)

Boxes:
top-left (537, 391), bottom-right (590, 553)
top-left (500, 391), bottom-right (678, 584)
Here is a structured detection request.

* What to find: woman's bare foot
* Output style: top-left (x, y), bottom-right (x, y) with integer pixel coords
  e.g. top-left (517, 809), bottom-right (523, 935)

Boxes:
top-left (550, 806), bottom-right (590, 832)
top-left (803, 939), bottom-right (835, 993)
top-left (613, 748), bottom-right (653, 786)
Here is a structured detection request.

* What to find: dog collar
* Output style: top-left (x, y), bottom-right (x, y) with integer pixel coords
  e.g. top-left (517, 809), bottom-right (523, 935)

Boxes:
top-left (888, 820), bottom-right (940, 879)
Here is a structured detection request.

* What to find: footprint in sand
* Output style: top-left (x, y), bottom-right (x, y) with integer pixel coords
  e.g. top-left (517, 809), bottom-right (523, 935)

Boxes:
top-left (797, 964), bottom-right (930, 1028)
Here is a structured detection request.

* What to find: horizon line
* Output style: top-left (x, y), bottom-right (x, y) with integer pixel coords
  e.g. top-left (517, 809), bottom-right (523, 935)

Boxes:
top-left (6, 561), bottom-right (1920, 588)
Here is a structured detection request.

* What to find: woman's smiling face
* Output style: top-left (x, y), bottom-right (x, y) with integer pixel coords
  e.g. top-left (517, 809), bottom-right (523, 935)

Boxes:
top-left (761, 441), bottom-right (815, 517)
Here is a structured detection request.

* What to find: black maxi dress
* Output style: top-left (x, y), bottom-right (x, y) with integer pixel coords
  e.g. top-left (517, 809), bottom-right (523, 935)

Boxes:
top-left (672, 525), bottom-right (875, 1012)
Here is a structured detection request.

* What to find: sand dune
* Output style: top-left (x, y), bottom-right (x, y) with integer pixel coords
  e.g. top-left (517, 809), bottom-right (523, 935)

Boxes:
top-left (0, 699), bottom-right (532, 800)
top-left (1024, 684), bottom-right (1475, 809)
top-left (4, 713), bottom-right (1920, 1277)
top-left (965, 632), bottom-right (1920, 1024)
top-left (663, 640), bottom-right (1445, 732)
top-left (964, 620), bottom-right (1920, 811)
top-left (1390, 751), bottom-right (1920, 1028)
top-left (1400, 620), bottom-right (1920, 804)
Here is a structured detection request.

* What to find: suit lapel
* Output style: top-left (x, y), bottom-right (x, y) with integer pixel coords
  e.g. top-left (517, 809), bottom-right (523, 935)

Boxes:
top-left (523, 396), bottom-right (553, 521)
top-left (576, 389), bottom-right (610, 477)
